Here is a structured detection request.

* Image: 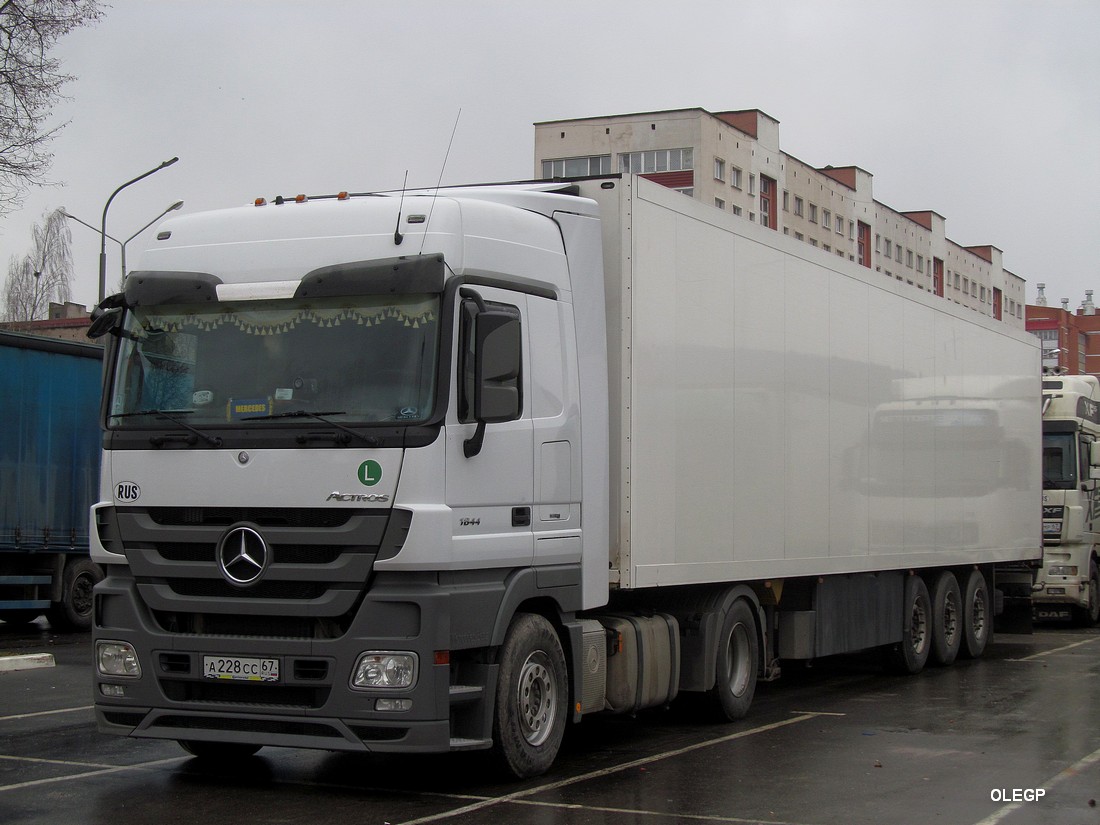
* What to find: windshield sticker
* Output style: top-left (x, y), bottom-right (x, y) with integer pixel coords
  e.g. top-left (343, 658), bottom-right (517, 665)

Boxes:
top-left (358, 460), bottom-right (382, 487)
top-left (228, 397), bottom-right (272, 420)
top-left (193, 390), bottom-right (213, 405)
top-left (275, 387), bottom-right (294, 401)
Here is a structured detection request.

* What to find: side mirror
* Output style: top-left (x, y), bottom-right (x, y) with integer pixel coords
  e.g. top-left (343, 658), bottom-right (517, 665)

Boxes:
top-left (86, 294), bottom-right (127, 340)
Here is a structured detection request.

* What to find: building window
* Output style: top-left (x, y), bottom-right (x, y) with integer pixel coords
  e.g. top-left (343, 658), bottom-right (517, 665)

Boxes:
top-left (884, 239), bottom-right (892, 258)
top-left (732, 205), bottom-right (743, 216)
top-left (714, 158), bottom-right (725, 181)
top-left (822, 210), bottom-right (831, 230)
top-left (541, 155), bottom-right (611, 178)
top-left (619, 148), bottom-right (694, 174)
top-left (731, 167), bottom-right (742, 189)
top-left (906, 249), bottom-right (914, 268)
top-left (794, 197), bottom-right (804, 217)
top-left (875, 234), bottom-right (881, 252)
top-left (808, 204), bottom-right (817, 224)
top-left (749, 174), bottom-right (756, 195)
top-left (715, 197), bottom-right (725, 210)
top-left (895, 246), bottom-right (902, 263)
top-left (917, 255), bottom-right (924, 273)
top-left (795, 232), bottom-right (804, 241)
top-left (836, 219), bottom-right (844, 236)
top-left (782, 190), bottom-right (789, 211)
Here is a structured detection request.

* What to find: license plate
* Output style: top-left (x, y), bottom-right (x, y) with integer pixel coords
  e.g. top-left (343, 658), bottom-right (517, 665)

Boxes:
top-left (203, 655), bottom-right (280, 682)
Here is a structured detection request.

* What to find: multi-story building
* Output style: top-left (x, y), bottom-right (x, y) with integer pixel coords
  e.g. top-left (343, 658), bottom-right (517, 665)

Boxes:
top-left (1027, 285), bottom-right (1100, 378)
top-left (534, 107), bottom-right (1026, 329)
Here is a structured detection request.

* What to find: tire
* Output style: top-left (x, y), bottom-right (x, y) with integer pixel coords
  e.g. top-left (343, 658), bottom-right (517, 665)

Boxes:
top-left (492, 613), bottom-right (568, 779)
top-left (178, 740), bottom-right (262, 759)
top-left (1071, 560), bottom-right (1100, 627)
top-left (709, 599), bottom-right (759, 721)
top-left (886, 575), bottom-right (932, 674)
top-left (48, 558), bottom-right (104, 632)
top-left (960, 568), bottom-right (991, 659)
top-left (929, 571), bottom-right (962, 667)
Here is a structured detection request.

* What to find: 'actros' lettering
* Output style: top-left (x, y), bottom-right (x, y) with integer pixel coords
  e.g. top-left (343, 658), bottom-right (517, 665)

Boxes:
top-left (326, 492), bottom-right (390, 503)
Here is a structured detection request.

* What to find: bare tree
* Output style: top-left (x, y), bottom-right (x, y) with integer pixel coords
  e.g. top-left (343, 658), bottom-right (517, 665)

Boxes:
top-left (2, 205), bottom-right (72, 320)
top-left (0, 0), bottom-right (103, 213)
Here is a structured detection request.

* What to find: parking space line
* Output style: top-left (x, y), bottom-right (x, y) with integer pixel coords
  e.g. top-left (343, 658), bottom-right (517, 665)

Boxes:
top-left (0, 705), bottom-right (93, 723)
top-left (0, 756), bottom-right (188, 793)
top-left (512, 797), bottom-right (817, 824)
top-left (971, 743), bottom-right (1100, 824)
top-left (1010, 637), bottom-right (1100, 662)
top-left (395, 711), bottom-right (838, 825)
top-left (0, 754), bottom-right (117, 769)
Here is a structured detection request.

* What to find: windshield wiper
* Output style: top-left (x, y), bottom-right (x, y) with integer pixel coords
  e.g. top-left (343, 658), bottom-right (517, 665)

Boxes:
top-left (114, 409), bottom-right (222, 448)
top-left (242, 409), bottom-right (374, 445)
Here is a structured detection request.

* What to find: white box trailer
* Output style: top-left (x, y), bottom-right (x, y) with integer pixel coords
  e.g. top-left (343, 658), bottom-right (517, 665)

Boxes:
top-left (87, 174), bottom-right (1041, 779)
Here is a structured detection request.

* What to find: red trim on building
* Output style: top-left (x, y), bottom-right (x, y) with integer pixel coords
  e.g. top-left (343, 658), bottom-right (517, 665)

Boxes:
top-left (857, 221), bottom-right (871, 268)
top-left (965, 245), bottom-right (994, 263)
top-left (713, 111), bottom-right (759, 138)
top-left (902, 211), bottom-right (934, 231)
top-left (819, 166), bottom-right (858, 190)
top-left (641, 170), bottom-right (695, 189)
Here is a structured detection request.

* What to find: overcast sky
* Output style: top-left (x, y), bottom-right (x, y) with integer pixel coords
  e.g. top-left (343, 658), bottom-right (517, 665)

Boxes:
top-left (1, 0), bottom-right (1097, 311)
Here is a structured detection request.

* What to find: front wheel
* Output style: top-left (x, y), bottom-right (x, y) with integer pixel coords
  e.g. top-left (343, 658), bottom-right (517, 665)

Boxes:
top-left (48, 558), bottom-right (104, 631)
top-left (1072, 560), bottom-right (1100, 627)
top-left (492, 613), bottom-right (568, 779)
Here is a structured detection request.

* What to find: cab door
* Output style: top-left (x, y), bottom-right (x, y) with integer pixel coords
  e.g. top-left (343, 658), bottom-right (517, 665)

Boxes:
top-left (445, 287), bottom-right (534, 568)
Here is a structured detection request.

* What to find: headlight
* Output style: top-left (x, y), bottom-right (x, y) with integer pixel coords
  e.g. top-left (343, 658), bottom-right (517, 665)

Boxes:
top-left (1043, 522), bottom-right (1063, 536)
top-left (96, 641), bottom-right (141, 677)
top-left (1047, 565), bottom-right (1078, 577)
top-left (351, 651), bottom-right (418, 690)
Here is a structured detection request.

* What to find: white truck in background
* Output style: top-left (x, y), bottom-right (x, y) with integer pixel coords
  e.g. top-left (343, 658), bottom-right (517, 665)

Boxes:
top-left (1035, 373), bottom-right (1100, 624)
top-left (87, 174), bottom-right (1041, 778)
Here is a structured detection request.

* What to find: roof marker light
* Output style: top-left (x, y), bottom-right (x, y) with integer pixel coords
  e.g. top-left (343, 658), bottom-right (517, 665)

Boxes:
top-left (255, 198), bottom-right (267, 206)
top-left (337, 191), bottom-right (349, 200)
top-left (295, 194), bottom-right (307, 203)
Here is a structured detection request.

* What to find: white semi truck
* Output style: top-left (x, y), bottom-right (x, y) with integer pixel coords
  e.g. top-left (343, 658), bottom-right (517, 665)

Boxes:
top-left (1035, 373), bottom-right (1100, 624)
top-left (88, 175), bottom-right (1041, 778)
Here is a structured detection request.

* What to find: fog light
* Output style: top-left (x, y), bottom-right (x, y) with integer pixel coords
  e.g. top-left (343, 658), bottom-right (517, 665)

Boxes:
top-left (1047, 565), bottom-right (1078, 577)
top-left (96, 641), bottom-right (141, 677)
top-left (375, 698), bottom-right (413, 712)
top-left (100, 684), bottom-right (126, 697)
top-left (351, 651), bottom-right (418, 690)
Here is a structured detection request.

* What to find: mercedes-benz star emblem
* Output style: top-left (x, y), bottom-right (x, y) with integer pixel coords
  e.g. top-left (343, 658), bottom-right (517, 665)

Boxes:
top-left (217, 526), bottom-right (269, 586)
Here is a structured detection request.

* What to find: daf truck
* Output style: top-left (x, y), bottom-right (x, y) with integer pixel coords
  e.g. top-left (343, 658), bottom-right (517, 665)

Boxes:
top-left (1035, 373), bottom-right (1100, 624)
top-left (88, 175), bottom-right (1041, 777)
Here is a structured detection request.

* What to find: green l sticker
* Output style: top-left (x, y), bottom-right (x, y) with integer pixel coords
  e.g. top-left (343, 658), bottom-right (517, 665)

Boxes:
top-left (358, 460), bottom-right (382, 487)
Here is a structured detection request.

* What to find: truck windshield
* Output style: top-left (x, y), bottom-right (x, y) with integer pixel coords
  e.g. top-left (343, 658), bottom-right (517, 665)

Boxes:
top-left (1042, 431), bottom-right (1077, 490)
top-left (106, 294), bottom-right (440, 427)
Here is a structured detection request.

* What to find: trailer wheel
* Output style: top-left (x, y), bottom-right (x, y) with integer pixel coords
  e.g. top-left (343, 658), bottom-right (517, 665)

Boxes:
top-left (492, 613), bottom-right (568, 779)
top-left (886, 575), bottom-right (931, 674)
top-left (178, 740), bottom-right (261, 760)
top-left (960, 568), bottom-right (990, 659)
top-left (1071, 560), bottom-right (1100, 627)
top-left (48, 558), bottom-right (104, 632)
top-left (710, 599), bottom-right (758, 721)
top-left (929, 571), bottom-right (962, 667)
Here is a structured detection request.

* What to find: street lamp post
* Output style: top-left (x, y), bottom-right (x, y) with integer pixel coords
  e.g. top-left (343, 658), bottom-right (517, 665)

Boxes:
top-left (120, 200), bottom-right (184, 282)
top-left (98, 157), bottom-right (179, 303)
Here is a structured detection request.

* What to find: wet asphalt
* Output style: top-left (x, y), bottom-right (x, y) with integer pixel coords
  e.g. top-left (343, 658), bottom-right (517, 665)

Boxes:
top-left (1, 618), bottom-right (1099, 825)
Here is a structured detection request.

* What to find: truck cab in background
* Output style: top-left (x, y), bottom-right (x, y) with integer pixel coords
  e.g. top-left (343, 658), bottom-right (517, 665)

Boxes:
top-left (1036, 373), bottom-right (1100, 624)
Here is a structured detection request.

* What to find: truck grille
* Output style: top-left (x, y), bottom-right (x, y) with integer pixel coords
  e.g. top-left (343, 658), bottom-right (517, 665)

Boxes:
top-left (102, 506), bottom-right (407, 639)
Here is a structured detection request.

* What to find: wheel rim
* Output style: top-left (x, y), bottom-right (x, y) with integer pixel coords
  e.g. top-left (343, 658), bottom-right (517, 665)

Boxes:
top-left (516, 650), bottom-right (556, 747)
top-left (71, 572), bottom-right (95, 616)
top-left (911, 598), bottom-right (928, 655)
top-left (971, 587), bottom-right (987, 641)
top-left (942, 591), bottom-right (959, 647)
top-left (723, 622), bottom-right (753, 698)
